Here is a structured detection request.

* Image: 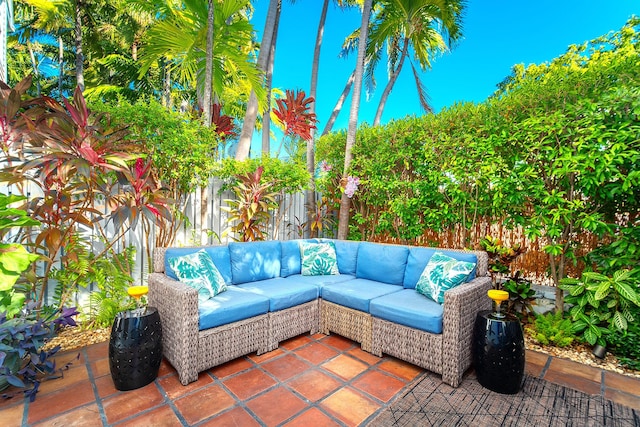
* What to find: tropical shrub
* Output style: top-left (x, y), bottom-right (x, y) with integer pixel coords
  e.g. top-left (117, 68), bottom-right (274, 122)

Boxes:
top-left (479, 236), bottom-right (525, 283)
top-left (91, 97), bottom-right (223, 248)
top-left (559, 270), bottom-right (640, 346)
top-left (0, 77), bottom-right (172, 309)
top-left (316, 19), bottom-right (640, 305)
top-left (222, 166), bottom-right (279, 242)
top-left (50, 239), bottom-right (136, 328)
top-left (525, 311), bottom-right (576, 348)
top-left (215, 157), bottom-right (309, 195)
top-left (501, 272), bottom-right (536, 319)
top-left (607, 305), bottom-right (640, 370)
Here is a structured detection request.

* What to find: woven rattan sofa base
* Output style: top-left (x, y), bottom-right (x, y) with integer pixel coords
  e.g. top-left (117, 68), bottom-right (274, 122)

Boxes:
top-left (371, 275), bottom-right (492, 387)
top-left (268, 300), bottom-right (320, 351)
top-left (148, 272), bottom-right (269, 385)
top-left (320, 299), bottom-right (373, 352)
top-left (372, 317), bottom-right (443, 373)
top-left (193, 314), bottom-right (269, 383)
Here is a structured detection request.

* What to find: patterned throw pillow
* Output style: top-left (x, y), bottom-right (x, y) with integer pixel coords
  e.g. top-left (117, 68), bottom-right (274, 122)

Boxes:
top-left (415, 252), bottom-right (476, 304)
top-left (168, 249), bottom-right (228, 302)
top-left (300, 241), bottom-right (340, 276)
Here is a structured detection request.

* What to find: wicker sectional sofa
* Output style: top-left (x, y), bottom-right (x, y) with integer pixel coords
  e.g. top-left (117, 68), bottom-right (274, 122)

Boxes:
top-left (148, 239), bottom-right (491, 387)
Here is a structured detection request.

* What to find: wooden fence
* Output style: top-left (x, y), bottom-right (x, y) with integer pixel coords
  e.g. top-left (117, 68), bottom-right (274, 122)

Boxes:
top-left (5, 178), bottom-right (604, 306)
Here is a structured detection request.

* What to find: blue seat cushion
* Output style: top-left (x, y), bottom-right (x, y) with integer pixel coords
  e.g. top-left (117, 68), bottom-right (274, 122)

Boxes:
top-left (229, 241), bottom-right (281, 284)
top-left (321, 278), bottom-right (402, 312)
top-left (370, 289), bottom-right (443, 334)
top-left (356, 242), bottom-right (409, 285)
top-left (164, 246), bottom-right (232, 285)
top-left (403, 247), bottom-right (477, 289)
top-left (238, 278), bottom-right (318, 312)
top-left (198, 286), bottom-right (270, 330)
top-left (320, 239), bottom-right (360, 275)
top-left (283, 274), bottom-right (355, 293)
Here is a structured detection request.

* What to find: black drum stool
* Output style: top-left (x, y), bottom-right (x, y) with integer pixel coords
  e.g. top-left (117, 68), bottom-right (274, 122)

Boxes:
top-left (109, 307), bottom-right (163, 391)
top-left (472, 290), bottom-right (525, 394)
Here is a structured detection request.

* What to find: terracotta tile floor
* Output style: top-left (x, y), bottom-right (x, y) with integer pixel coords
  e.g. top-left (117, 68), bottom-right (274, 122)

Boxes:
top-left (1, 333), bottom-right (639, 426)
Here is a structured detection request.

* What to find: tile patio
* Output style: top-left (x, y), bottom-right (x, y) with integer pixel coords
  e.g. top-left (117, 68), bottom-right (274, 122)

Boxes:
top-left (1, 333), bottom-right (639, 426)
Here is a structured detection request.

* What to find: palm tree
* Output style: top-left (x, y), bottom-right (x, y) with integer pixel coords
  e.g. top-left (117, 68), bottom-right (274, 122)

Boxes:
top-left (138, 0), bottom-right (263, 122)
top-left (304, 0), bottom-right (357, 237)
top-left (81, 0), bottom-right (158, 100)
top-left (367, 0), bottom-right (464, 126)
top-left (20, 0), bottom-right (72, 96)
top-left (0, 0), bottom-right (14, 83)
top-left (203, 0), bottom-right (214, 127)
top-left (337, 0), bottom-right (372, 240)
top-left (260, 0), bottom-right (281, 155)
top-left (74, 0), bottom-right (84, 91)
top-left (234, 0), bottom-right (279, 160)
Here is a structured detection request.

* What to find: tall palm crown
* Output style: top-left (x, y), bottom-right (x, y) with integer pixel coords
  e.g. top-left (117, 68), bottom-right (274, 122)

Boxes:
top-left (138, 0), bottom-right (265, 110)
top-left (363, 0), bottom-right (465, 124)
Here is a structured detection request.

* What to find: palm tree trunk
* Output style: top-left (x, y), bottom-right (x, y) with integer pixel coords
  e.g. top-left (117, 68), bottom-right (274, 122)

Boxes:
top-left (263, 3), bottom-right (281, 155)
top-left (235, 0), bottom-right (280, 160)
top-left (74, 0), bottom-right (84, 91)
top-left (27, 43), bottom-right (41, 96)
top-left (373, 38), bottom-right (409, 126)
top-left (162, 60), bottom-right (171, 108)
top-left (262, 43), bottom-right (274, 154)
top-left (202, 0), bottom-right (214, 127)
top-left (322, 70), bottom-right (355, 136)
top-left (337, 0), bottom-right (373, 240)
top-left (304, 0), bottom-right (329, 237)
top-left (58, 35), bottom-right (64, 97)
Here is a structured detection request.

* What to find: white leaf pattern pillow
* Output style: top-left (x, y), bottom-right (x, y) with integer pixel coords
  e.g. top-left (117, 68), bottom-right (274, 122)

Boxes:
top-left (168, 249), bottom-right (228, 302)
top-left (300, 241), bottom-right (340, 276)
top-left (415, 252), bottom-right (476, 304)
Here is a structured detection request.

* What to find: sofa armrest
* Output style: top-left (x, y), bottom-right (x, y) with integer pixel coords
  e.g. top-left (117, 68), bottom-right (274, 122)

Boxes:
top-left (441, 275), bottom-right (492, 386)
top-left (148, 272), bottom-right (200, 384)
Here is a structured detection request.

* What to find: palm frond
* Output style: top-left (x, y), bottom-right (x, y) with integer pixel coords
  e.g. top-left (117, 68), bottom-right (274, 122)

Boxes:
top-left (411, 61), bottom-right (433, 113)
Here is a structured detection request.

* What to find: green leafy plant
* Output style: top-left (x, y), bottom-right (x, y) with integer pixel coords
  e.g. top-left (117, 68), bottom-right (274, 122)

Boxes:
top-left (50, 239), bottom-right (136, 328)
top-left (0, 194), bottom-right (40, 318)
top-left (525, 311), bottom-right (576, 348)
top-left (559, 270), bottom-right (640, 346)
top-left (222, 166), bottom-right (279, 242)
top-left (86, 246), bottom-right (137, 328)
top-left (607, 305), bottom-right (640, 370)
top-left (502, 272), bottom-right (536, 319)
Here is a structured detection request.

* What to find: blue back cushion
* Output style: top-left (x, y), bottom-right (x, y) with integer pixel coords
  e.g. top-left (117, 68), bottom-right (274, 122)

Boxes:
top-left (164, 246), bottom-right (232, 285)
top-left (321, 239), bottom-right (360, 275)
top-left (403, 247), bottom-right (477, 289)
top-left (355, 242), bottom-right (408, 285)
top-left (229, 241), bottom-right (282, 284)
top-left (280, 239), bottom-right (319, 277)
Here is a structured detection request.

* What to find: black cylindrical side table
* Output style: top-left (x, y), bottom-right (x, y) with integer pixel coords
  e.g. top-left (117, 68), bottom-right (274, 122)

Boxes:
top-left (109, 307), bottom-right (163, 391)
top-left (473, 310), bottom-right (525, 394)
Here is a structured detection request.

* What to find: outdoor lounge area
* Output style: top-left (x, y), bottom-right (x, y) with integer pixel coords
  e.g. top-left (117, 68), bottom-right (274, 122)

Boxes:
top-left (1, 332), bottom-right (639, 426)
top-left (1, 3), bottom-right (640, 427)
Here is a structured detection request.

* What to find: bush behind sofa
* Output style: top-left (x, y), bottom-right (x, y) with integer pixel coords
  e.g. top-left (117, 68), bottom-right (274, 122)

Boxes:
top-left (148, 239), bottom-right (491, 387)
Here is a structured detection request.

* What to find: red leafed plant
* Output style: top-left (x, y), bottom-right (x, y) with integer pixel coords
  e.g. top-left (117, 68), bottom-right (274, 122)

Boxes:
top-left (222, 166), bottom-right (279, 242)
top-left (272, 90), bottom-right (317, 141)
top-left (0, 76), bottom-right (172, 308)
top-left (211, 103), bottom-right (237, 140)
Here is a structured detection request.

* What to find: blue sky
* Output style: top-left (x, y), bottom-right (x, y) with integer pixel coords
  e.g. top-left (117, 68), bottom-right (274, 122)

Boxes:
top-left (250, 0), bottom-right (637, 152)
